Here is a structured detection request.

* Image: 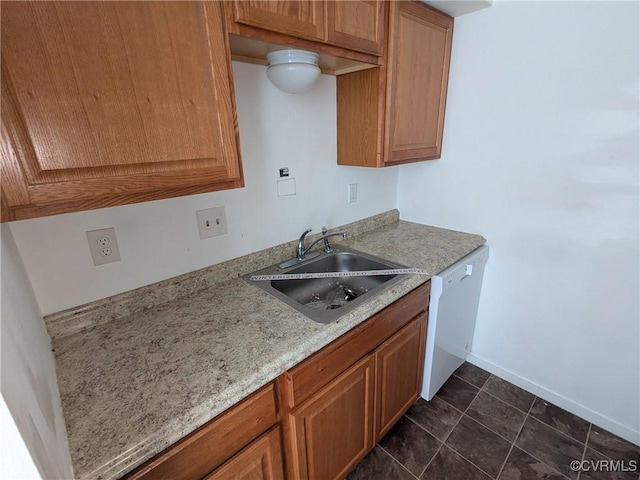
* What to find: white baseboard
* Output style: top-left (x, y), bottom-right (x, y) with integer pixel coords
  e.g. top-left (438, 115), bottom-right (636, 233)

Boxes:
top-left (466, 353), bottom-right (640, 447)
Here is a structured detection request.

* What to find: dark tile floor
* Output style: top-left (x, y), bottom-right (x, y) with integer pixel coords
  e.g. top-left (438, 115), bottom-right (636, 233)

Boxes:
top-left (348, 363), bottom-right (640, 480)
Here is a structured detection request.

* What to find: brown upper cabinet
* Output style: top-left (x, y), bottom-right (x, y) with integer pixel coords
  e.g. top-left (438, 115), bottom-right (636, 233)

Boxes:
top-left (228, 1), bottom-right (387, 57)
top-left (1, 1), bottom-right (453, 221)
top-left (232, 1), bottom-right (326, 43)
top-left (326, 1), bottom-right (387, 56)
top-left (337, 1), bottom-right (454, 167)
top-left (1, 1), bottom-right (243, 221)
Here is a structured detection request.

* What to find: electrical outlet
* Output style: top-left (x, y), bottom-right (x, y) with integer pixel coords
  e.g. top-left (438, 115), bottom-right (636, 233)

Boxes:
top-left (196, 206), bottom-right (228, 239)
top-left (86, 228), bottom-right (121, 266)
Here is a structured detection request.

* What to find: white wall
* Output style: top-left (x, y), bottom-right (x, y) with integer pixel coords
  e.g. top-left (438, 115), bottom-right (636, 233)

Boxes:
top-left (398, 1), bottom-right (639, 443)
top-left (9, 62), bottom-right (398, 315)
top-left (1, 396), bottom-right (43, 480)
top-left (1, 225), bottom-right (74, 479)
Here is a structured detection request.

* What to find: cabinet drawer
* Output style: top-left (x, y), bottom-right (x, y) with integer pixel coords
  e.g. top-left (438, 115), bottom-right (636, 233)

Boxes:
top-left (281, 281), bottom-right (430, 409)
top-left (123, 383), bottom-right (277, 480)
top-left (204, 427), bottom-right (284, 480)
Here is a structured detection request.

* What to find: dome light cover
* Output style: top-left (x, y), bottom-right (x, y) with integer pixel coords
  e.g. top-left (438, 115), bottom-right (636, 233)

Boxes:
top-left (266, 49), bottom-right (320, 94)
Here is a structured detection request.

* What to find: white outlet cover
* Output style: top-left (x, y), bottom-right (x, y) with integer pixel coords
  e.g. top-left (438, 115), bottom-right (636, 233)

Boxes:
top-left (86, 228), bottom-right (121, 266)
top-left (196, 206), bottom-right (228, 239)
top-left (348, 183), bottom-right (358, 203)
top-left (277, 178), bottom-right (296, 197)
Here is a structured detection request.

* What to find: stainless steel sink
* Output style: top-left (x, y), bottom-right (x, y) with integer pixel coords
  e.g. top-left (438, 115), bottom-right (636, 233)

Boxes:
top-left (245, 246), bottom-right (407, 324)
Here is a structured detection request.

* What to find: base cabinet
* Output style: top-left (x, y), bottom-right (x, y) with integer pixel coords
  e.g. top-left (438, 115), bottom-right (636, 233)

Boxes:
top-left (287, 355), bottom-right (375, 480)
top-left (279, 282), bottom-right (430, 480)
top-left (375, 312), bottom-right (427, 441)
top-left (120, 282), bottom-right (430, 480)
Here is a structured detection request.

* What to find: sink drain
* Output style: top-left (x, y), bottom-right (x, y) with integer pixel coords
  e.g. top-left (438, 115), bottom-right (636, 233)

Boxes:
top-left (305, 285), bottom-right (360, 311)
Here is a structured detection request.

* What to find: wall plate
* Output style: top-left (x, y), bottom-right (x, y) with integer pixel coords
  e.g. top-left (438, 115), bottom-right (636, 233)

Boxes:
top-left (86, 227), bottom-right (121, 266)
top-left (348, 183), bottom-right (358, 203)
top-left (277, 178), bottom-right (296, 197)
top-left (196, 206), bottom-right (228, 239)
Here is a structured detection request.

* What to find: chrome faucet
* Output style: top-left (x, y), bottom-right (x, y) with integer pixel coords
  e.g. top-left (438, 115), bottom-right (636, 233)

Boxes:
top-left (296, 229), bottom-right (313, 260)
top-left (296, 227), bottom-right (348, 261)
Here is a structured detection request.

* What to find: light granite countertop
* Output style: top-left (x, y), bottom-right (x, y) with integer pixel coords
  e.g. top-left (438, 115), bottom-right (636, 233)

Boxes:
top-left (48, 210), bottom-right (485, 480)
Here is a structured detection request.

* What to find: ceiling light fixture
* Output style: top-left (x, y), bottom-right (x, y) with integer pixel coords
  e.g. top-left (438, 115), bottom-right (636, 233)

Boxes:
top-left (266, 49), bottom-right (320, 94)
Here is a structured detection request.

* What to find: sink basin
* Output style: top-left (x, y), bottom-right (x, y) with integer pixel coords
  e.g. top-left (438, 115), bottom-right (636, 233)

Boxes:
top-left (245, 246), bottom-right (408, 324)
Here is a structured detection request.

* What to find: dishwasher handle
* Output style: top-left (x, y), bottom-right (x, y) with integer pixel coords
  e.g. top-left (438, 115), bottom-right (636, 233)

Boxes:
top-left (439, 246), bottom-right (489, 293)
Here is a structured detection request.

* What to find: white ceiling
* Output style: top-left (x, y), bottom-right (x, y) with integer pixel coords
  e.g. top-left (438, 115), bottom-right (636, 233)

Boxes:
top-left (421, 0), bottom-right (493, 17)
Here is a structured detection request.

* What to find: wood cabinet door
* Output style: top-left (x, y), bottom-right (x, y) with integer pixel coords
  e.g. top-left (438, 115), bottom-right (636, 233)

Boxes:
top-left (204, 427), bottom-right (284, 480)
top-left (287, 355), bottom-right (375, 480)
top-left (326, 1), bottom-right (387, 55)
top-left (384, 1), bottom-right (453, 165)
top-left (374, 312), bottom-right (428, 441)
top-left (1, 1), bottom-right (243, 221)
top-left (232, 1), bottom-right (324, 42)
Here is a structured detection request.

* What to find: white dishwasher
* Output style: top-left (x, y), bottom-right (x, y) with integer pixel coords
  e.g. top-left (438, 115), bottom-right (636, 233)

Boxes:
top-left (421, 245), bottom-right (490, 400)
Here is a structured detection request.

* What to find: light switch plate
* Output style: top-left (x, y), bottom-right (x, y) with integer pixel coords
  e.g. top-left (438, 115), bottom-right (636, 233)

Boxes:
top-left (196, 206), bottom-right (228, 239)
top-left (348, 183), bottom-right (358, 203)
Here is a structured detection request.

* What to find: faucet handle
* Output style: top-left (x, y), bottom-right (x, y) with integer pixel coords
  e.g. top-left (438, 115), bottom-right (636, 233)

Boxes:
top-left (296, 228), bottom-right (313, 260)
